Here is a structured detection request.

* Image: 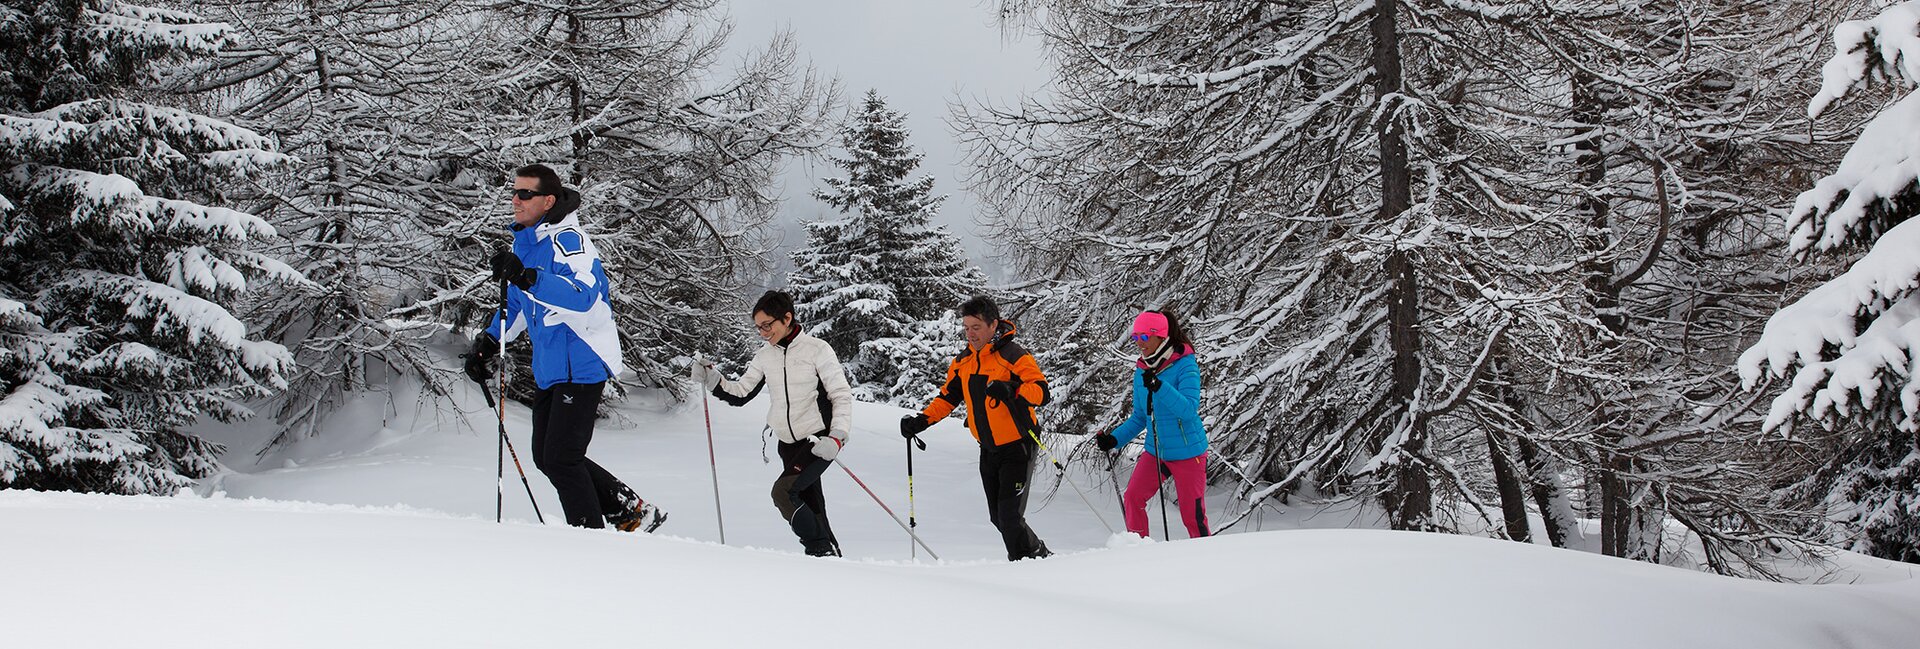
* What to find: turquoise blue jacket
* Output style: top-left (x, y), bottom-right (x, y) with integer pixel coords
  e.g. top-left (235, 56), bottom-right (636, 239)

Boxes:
top-left (1109, 349), bottom-right (1207, 461)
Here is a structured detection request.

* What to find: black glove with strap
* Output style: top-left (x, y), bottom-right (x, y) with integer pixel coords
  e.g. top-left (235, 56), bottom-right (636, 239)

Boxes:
top-left (1142, 371), bottom-right (1162, 393)
top-left (1095, 433), bottom-right (1117, 452)
top-left (982, 380), bottom-right (1018, 403)
top-left (900, 414), bottom-right (930, 439)
top-left (488, 250), bottom-right (537, 290)
top-left (463, 334), bottom-right (500, 386)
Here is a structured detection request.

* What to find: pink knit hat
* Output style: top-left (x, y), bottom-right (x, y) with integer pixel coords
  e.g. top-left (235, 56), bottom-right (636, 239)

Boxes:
top-left (1131, 311), bottom-right (1169, 338)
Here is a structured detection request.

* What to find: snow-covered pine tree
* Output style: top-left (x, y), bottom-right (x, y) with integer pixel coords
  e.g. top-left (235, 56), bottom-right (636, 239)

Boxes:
top-left (790, 90), bottom-right (986, 405)
top-left (450, 1), bottom-right (837, 393)
top-left (0, 0), bottom-right (296, 492)
top-left (170, 0), bottom-right (490, 450)
top-left (1739, 0), bottom-right (1920, 563)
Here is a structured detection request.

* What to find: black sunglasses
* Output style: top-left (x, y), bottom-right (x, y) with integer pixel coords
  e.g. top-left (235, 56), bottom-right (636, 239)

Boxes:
top-left (509, 189), bottom-right (551, 200)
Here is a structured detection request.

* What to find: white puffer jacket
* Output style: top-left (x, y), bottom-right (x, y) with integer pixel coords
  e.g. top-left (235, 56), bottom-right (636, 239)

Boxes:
top-left (711, 329), bottom-right (854, 445)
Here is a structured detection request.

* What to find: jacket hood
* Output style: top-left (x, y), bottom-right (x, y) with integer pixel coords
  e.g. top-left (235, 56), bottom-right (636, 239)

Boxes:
top-left (544, 187), bottom-right (581, 224)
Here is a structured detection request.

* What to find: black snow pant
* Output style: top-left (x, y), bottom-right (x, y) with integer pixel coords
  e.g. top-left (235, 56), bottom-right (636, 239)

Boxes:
top-left (980, 440), bottom-right (1049, 561)
top-left (773, 439), bottom-right (839, 556)
top-left (530, 382), bottom-right (635, 528)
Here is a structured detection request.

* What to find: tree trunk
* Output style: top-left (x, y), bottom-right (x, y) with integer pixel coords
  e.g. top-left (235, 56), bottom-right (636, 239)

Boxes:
top-left (1486, 428), bottom-right (1532, 542)
top-left (1371, 0), bottom-right (1430, 531)
top-left (1570, 71), bottom-right (1639, 557)
top-left (1515, 435), bottom-right (1571, 548)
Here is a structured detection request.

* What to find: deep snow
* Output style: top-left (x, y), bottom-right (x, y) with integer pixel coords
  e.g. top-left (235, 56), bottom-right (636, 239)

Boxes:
top-left (5, 373), bottom-right (1918, 648)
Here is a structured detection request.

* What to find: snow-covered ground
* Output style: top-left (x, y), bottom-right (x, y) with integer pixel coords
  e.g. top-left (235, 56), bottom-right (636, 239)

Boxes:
top-left (4, 374), bottom-right (1919, 648)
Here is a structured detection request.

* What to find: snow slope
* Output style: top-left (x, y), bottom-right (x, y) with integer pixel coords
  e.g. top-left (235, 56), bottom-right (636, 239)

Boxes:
top-left (4, 375), bottom-right (1918, 648)
top-left (4, 490), bottom-right (1919, 648)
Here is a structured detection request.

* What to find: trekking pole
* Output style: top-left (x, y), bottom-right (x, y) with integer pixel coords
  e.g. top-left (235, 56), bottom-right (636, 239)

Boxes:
top-left (1023, 428), bottom-right (1116, 534)
top-left (908, 434), bottom-right (926, 559)
top-left (1146, 369), bottom-right (1168, 541)
top-left (702, 391), bottom-right (725, 544)
top-left (488, 277), bottom-right (544, 524)
top-left (835, 457), bottom-right (939, 560)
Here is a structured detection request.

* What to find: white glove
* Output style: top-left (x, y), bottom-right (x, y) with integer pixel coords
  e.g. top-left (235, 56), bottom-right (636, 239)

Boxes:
top-left (810, 434), bottom-right (843, 461)
top-left (690, 361), bottom-right (720, 390)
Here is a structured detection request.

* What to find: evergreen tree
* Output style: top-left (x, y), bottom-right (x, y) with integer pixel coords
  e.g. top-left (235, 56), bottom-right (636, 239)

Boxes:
top-left (0, 0), bottom-right (296, 492)
top-left (1740, 0), bottom-right (1920, 563)
top-left (790, 90), bottom-right (986, 404)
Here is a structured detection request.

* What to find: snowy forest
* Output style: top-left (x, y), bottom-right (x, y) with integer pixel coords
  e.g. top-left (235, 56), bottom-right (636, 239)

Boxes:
top-left (4, 0), bottom-right (1920, 596)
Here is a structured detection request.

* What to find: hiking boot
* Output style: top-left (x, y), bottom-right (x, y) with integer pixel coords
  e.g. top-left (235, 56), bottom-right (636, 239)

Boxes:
top-left (804, 539), bottom-right (842, 557)
top-left (611, 501), bottom-right (667, 533)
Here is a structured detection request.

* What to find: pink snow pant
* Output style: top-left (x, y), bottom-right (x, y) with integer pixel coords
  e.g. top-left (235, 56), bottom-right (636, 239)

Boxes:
top-left (1122, 451), bottom-right (1210, 539)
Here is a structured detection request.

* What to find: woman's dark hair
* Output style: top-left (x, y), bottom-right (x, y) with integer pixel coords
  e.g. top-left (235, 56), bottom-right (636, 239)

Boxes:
top-left (1153, 309), bottom-right (1194, 353)
top-left (958, 294), bottom-right (1000, 322)
top-left (754, 290), bottom-right (796, 322)
top-left (514, 164), bottom-right (564, 195)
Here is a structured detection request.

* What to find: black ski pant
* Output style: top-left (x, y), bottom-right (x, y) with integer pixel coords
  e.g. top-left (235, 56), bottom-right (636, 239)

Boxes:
top-left (530, 381), bottom-right (633, 528)
top-left (980, 440), bottom-right (1048, 560)
top-left (773, 439), bottom-right (839, 555)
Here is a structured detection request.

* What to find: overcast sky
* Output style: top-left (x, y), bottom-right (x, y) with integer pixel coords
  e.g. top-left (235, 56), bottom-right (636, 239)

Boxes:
top-left (719, 0), bottom-right (1051, 278)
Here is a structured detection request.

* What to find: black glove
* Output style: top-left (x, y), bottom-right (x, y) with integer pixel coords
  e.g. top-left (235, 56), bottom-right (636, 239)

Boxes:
top-left (1095, 433), bottom-right (1117, 452)
top-left (463, 334), bottom-right (500, 385)
top-left (488, 250), bottom-right (537, 290)
top-left (1142, 371), bottom-right (1162, 392)
top-left (983, 380), bottom-right (1018, 403)
top-left (900, 414), bottom-right (930, 438)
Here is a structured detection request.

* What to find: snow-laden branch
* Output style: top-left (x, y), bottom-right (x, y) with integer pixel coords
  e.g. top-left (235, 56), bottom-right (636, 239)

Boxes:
top-left (1810, 0), bottom-right (1920, 119)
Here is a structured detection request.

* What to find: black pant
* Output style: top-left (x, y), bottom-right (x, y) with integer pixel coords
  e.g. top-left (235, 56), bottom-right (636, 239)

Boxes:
top-left (773, 440), bottom-right (838, 555)
top-left (980, 441), bottom-right (1048, 560)
top-left (530, 382), bottom-right (633, 528)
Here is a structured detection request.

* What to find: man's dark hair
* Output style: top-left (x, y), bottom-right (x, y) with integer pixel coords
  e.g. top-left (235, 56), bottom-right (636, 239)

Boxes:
top-left (514, 164), bottom-right (564, 195)
top-left (754, 290), bottom-right (797, 322)
top-left (958, 294), bottom-right (1000, 322)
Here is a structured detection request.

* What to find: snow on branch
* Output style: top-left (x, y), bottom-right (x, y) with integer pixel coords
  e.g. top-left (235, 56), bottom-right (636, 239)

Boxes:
top-left (1739, 217), bottom-right (1920, 433)
top-left (1788, 93), bottom-right (1920, 253)
top-left (41, 100), bottom-right (281, 157)
top-left (55, 271), bottom-right (293, 376)
top-left (1106, 1), bottom-right (1373, 89)
top-left (1811, 1), bottom-right (1920, 119)
top-left (84, 3), bottom-right (231, 57)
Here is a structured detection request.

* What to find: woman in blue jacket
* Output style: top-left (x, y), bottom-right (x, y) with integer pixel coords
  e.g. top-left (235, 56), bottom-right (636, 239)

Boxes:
top-left (1095, 310), bottom-right (1209, 538)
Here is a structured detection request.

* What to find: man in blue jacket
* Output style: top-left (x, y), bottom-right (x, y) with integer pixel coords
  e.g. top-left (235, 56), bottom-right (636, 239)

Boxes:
top-left (464, 164), bottom-right (663, 532)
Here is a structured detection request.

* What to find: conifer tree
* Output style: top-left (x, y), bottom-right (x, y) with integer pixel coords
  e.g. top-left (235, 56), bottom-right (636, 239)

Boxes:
top-left (790, 90), bottom-right (986, 404)
top-left (0, 0), bottom-right (296, 492)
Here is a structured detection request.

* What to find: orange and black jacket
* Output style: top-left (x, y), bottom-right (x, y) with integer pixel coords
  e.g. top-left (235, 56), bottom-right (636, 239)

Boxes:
top-left (920, 320), bottom-right (1050, 447)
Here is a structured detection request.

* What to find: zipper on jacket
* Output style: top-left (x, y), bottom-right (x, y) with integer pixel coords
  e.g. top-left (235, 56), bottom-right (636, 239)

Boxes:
top-left (782, 345), bottom-right (796, 443)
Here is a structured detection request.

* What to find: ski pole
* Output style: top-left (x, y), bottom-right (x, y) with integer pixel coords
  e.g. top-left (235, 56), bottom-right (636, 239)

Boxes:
top-left (489, 277), bottom-right (544, 524)
top-left (1023, 428), bottom-right (1116, 534)
top-left (703, 391), bottom-right (725, 544)
top-left (1146, 369), bottom-right (1167, 541)
top-left (908, 433), bottom-right (925, 559)
top-left (836, 457), bottom-right (939, 560)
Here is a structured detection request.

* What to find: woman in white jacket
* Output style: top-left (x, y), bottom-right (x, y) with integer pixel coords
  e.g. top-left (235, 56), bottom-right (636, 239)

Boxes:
top-left (692, 291), bottom-right (855, 557)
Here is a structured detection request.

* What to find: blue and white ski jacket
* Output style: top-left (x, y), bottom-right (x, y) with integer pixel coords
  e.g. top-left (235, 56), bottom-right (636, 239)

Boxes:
top-left (486, 190), bottom-right (626, 389)
top-left (1108, 347), bottom-right (1207, 461)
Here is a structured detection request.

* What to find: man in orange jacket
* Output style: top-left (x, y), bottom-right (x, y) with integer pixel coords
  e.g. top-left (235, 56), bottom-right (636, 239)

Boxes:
top-left (900, 295), bottom-right (1054, 560)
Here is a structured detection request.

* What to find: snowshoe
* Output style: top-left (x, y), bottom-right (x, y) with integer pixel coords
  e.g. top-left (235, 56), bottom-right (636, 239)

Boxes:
top-left (611, 502), bottom-right (667, 533)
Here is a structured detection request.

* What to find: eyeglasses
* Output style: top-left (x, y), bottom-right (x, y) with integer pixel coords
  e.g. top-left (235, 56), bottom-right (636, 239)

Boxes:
top-left (1131, 333), bottom-right (1156, 342)
top-left (509, 189), bottom-right (550, 201)
top-left (754, 320), bottom-right (778, 333)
